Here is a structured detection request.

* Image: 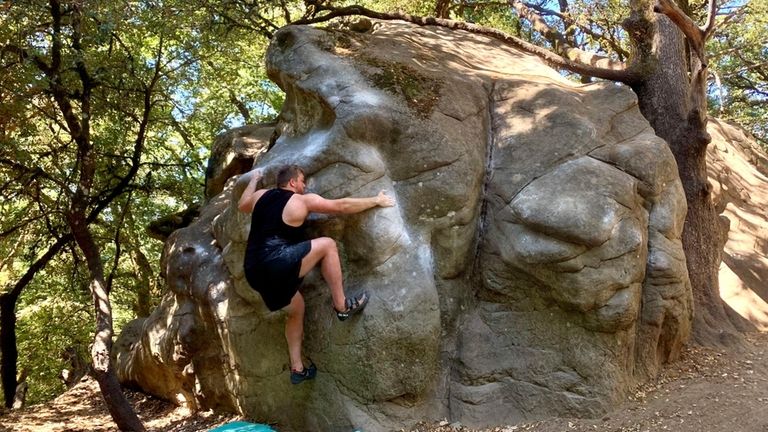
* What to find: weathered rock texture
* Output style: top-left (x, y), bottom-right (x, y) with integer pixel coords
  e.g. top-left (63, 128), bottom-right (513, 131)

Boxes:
top-left (115, 22), bottom-right (695, 431)
top-left (707, 119), bottom-right (768, 331)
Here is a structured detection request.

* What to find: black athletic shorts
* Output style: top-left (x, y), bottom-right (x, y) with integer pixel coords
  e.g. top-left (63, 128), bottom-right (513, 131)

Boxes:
top-left (244, 237), bottom-right (312, 311)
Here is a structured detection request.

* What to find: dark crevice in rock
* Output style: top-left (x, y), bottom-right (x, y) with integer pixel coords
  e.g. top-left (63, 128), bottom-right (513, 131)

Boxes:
top-left (472, 80), bottom-right (497, 270)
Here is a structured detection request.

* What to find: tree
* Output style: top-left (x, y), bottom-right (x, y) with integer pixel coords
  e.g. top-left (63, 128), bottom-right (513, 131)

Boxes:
top-left (0, 0), bottom-right (162, 427)
top-left (282, 0), bottom-right (746, 345)
top-left (1, 0), bottom-right (286, 419)
top-left (1, 0), bottom-right (200, 425)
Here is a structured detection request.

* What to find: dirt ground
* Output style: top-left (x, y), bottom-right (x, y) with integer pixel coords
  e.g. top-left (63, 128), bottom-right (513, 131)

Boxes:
top-left (1, 332), bottom-right (767, 432)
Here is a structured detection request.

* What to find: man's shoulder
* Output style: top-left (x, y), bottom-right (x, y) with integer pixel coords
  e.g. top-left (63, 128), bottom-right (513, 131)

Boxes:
top-left (299, 192), bottom-right (322, 200)
top-left (250, 188), bottom-right (270, 205)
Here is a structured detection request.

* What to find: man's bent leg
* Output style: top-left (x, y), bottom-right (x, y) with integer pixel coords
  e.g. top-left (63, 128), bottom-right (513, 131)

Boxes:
top-left (283, 292), bottom-right (305, 372)
top-left (299, 237), bottom-right (346, 311)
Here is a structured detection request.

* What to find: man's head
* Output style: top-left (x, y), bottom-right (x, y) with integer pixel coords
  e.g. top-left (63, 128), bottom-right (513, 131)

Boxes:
top-left (277, 165), bottom-right (306, 194)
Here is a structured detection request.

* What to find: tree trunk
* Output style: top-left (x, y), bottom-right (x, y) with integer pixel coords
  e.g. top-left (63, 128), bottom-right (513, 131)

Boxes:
top-left (68, 211), bottom-right (146, 432)
top-left (0, 295), bottom-right (18, 409)
top-left (631, 16), bottom-right (742, 346)
top-left (434, 0), bottom-right (451, 18)
top-left (0, 236), bottom-right (70, 408)
top-left (12, 369), bottom-right (27, 409)
top-left (132, 247), bottom-right (154, 318)
top-left (60, 347), bottom-right (90, 388)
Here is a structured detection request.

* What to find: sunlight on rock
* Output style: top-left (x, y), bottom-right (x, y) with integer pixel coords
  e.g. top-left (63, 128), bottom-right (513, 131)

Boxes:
top-left (709, 118), bottom-right (768, 332)
top-left (720, 262), bottom-right (768, 331)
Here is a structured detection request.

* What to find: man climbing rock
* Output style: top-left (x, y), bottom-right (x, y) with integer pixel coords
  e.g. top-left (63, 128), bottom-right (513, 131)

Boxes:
top-left (238, 165), bottom-right (395, 384)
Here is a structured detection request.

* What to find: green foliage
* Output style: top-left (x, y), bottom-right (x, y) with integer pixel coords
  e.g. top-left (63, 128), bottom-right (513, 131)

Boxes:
top-left (356, 0), bottom-right (434, 16)
top-left (708, 0), bottom-right (768, 148)
top-left (0, 0), bottom-right (286, 404)
top-left (561, 0), bottom-right (631, 60)
top-left (462, 4), bottom-right (520, 36)
top-left (16, 258), bottom-right (92, 404)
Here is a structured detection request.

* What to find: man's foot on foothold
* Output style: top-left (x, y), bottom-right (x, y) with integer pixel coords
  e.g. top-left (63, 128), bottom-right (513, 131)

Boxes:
top-left (335, 292), bottom-right (369, 321)
top-left (290, 363), bottom-right (317, 384)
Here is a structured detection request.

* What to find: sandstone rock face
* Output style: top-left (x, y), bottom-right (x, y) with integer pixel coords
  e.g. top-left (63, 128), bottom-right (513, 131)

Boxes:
top-left (708, 119), bottom-right (768, 331)
top-left (205, 123), bottom-right (275, 198)
top-left (115, 22), bottom-right (693, 431)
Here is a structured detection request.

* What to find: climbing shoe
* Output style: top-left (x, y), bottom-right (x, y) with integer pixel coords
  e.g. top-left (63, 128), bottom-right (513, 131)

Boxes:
top-left (335, 292), bottom-right (369, 321)
top-left (290, 363), bottom-right (317, 385)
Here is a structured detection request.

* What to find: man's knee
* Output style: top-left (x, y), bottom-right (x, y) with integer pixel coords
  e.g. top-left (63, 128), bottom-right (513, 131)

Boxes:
top-left (285, 293), bottom-right (305, 316)
top-left (316, 237), bottom-right (337, 255)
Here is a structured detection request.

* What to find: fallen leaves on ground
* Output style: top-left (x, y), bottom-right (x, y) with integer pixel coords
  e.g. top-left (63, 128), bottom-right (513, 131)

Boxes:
top-left (2, 333), bottom-right (768, 431)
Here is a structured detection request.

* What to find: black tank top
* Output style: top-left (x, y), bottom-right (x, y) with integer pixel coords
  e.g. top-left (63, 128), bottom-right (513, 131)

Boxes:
top-left (245, 188), bottom-right (306, 257)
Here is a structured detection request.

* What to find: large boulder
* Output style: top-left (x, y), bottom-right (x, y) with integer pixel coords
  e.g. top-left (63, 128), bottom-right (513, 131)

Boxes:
top-left (115, 22), bottom-right (693, 431)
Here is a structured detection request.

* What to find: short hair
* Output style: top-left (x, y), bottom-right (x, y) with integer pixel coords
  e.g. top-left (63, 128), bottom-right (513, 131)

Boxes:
top-left (276, 165), bottom-right (304, 187)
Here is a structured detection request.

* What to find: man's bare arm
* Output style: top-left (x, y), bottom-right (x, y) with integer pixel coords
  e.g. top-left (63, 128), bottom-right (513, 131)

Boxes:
top-left (304, 191), bottom-right (395, 215)
top-left (237, 169), bottom-right (264, 213)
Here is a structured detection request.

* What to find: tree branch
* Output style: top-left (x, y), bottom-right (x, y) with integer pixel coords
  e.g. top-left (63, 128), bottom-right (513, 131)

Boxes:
top-left (703, 0), bottom-right (717, 37)
top-left (709, 69), bottom-right (724, 114)
top-left (229, 89), bottom-right (251, 123)
top-left (722, 60), bottom-right (768, 79)
top-left (716, 3), bottom-right (745, 29)
top-left (45, 0), bottom-right (88, 161)
top-left (0, 217), bottom-right (38, 245)
top-left (293, 4), bottom-right (640, 83)
top-left (106, 196), bottom-right (130, 295)
top-left (0, 158), bottom-right (69, 190)
top-left (203, 1), bottom-right (276, 39)
top-left (512, 0), bottom-right (628, 71)
top-left (0, 232), bottom-right (29, 275)
top-left (88, 35), bottom-right (163, 215)
top-left (2, 234), bottom-right (71, 301)
top-left (279, 0), bottom-right (292, 23)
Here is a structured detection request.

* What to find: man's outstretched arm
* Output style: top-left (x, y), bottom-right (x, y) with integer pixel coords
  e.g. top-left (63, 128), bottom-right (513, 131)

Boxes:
top-left (304, 191), bottom-right (395, 215)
